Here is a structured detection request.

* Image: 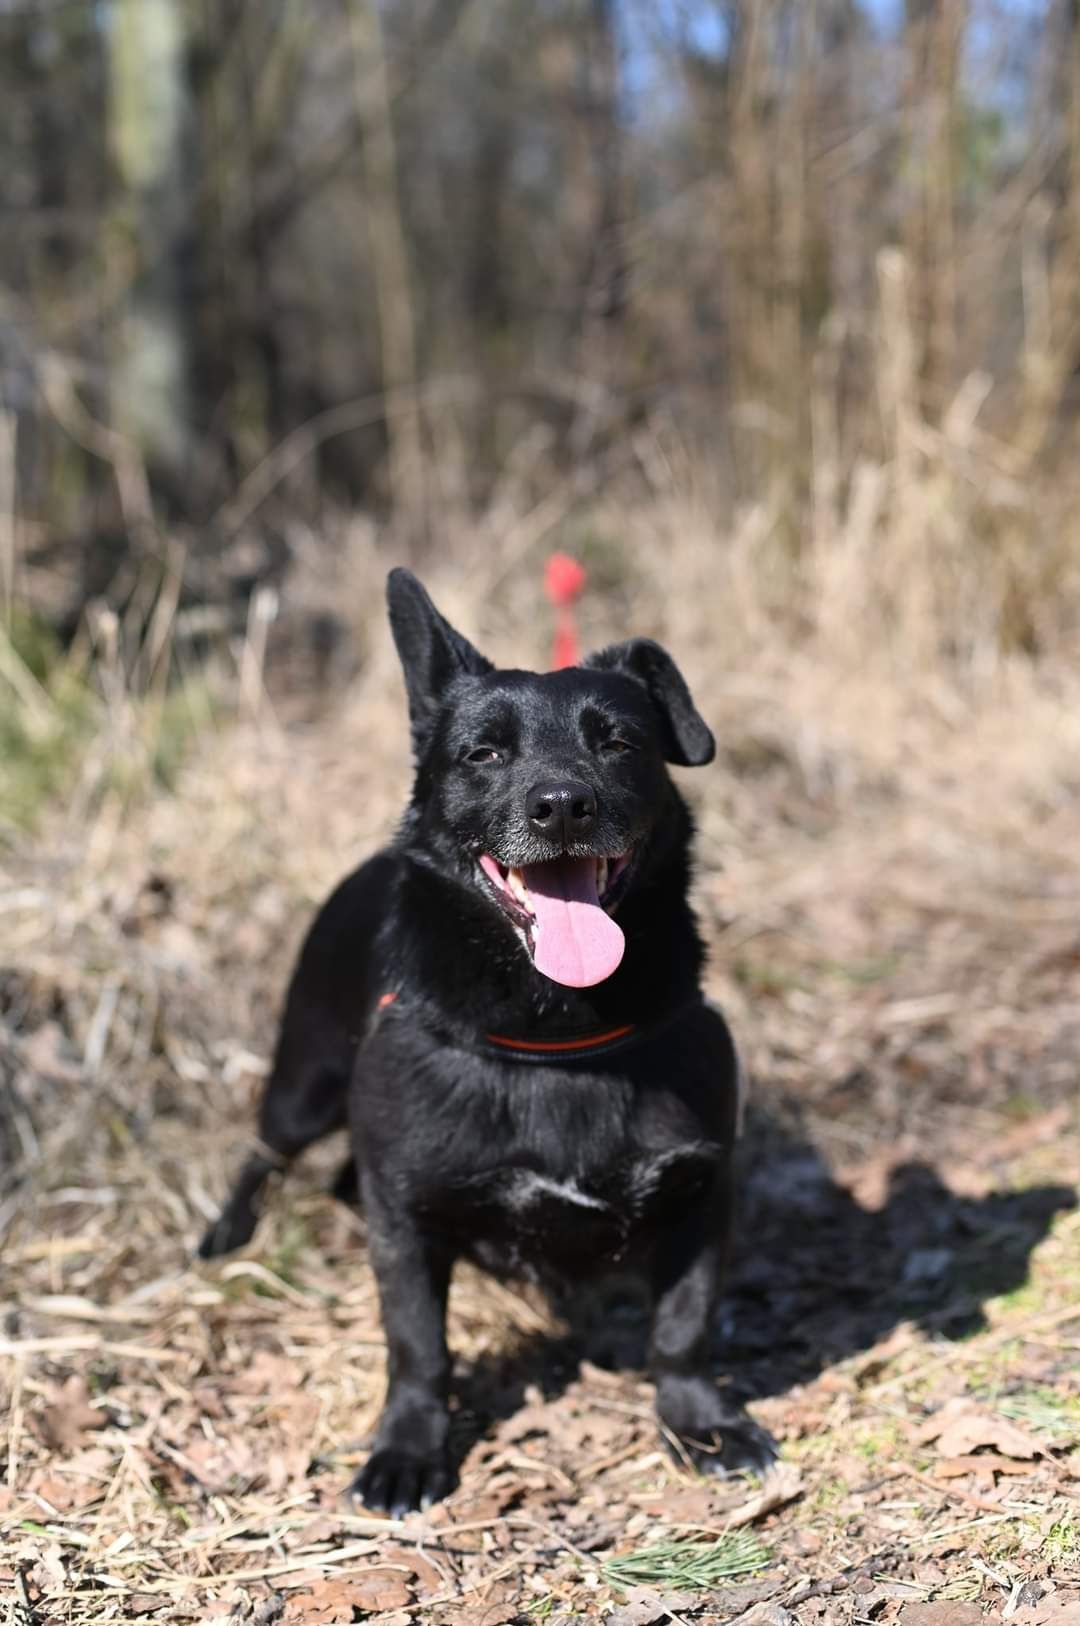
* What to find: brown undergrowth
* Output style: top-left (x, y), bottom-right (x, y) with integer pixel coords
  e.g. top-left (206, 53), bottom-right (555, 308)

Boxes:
top-left (1, 532), bottom-right (1078, 1625)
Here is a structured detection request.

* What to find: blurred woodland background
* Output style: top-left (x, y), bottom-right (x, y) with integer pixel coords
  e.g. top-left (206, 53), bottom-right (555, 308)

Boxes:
top-left (4, 0), bottom-right (1080, 719)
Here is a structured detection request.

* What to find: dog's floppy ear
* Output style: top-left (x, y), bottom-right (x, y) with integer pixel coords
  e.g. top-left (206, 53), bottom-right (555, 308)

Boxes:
top-left (387, 569), bottom-right (493, 740)
top-left (584, 638), bottom-right (715, 767)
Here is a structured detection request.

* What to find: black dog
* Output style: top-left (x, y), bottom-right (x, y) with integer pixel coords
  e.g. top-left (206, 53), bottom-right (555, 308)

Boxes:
top-left (200, 569), bottom-right (774, 1513)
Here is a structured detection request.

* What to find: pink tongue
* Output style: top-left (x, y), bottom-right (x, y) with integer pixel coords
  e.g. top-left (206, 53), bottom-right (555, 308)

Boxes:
top-left (522, 857), bottom-right (626, 988)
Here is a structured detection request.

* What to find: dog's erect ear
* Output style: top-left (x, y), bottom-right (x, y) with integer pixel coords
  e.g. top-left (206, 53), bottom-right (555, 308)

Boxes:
top-left (386, 569), bottom-right (493, 739)
top-left (584, 638), bottom-right (715, 767)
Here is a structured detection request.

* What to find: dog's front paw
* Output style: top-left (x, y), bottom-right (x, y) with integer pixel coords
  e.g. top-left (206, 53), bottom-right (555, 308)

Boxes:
top-left (197, 1205), bottom-right (257, 1260)
top-left (350, 1447), bottom-right (454, 1516)
top-left (674, 1411), bottom-right (778, 1478)
top-left (657, 1375), bottom-right (777, 1479)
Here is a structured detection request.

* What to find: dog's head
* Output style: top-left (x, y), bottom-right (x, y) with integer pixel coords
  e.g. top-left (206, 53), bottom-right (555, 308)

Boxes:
top-left (388, 569), bottom-right (714, 990)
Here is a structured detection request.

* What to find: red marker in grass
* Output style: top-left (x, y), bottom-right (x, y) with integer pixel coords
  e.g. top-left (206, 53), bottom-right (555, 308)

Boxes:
top-left (544, 552), bottom-right (587, 669)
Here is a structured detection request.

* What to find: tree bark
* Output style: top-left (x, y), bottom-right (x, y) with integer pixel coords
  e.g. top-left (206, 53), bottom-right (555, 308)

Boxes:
top-left (106, 0), bottom-right (192, 484)
top-left (346, 0), bottom-right (426, 542)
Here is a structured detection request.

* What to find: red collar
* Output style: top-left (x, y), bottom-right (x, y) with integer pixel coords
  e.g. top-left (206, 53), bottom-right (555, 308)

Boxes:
top-left (376, 991), bottom-right (640, 1062)
top-left (483, 1023), bottom-right (635, 1055)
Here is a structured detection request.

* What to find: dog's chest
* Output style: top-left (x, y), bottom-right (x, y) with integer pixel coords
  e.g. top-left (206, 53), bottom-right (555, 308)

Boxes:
top-left (416, 1145), bottom-right (718, 1276)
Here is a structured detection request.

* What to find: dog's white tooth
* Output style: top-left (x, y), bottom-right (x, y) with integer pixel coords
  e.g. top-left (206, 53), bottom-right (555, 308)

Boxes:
top-left (508, 868), bottom-right (530, 905)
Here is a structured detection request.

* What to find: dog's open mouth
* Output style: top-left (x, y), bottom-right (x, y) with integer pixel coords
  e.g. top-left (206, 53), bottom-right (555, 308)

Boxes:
top-left (477, 852), bottom-right (632, 988)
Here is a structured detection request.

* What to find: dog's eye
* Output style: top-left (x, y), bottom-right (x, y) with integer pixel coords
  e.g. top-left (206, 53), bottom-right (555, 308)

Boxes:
top-left (463, 746), bottom-right (503, 765)
top-left (602, 738), bottom-right (635, 756)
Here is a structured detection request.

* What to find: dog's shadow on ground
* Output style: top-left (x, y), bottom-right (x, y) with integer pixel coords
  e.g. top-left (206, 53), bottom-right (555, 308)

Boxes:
top-left (445, 1100), bottom-right (1075, 1474)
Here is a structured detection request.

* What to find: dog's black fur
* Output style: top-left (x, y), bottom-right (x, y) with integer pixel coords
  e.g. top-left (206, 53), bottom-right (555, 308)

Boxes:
top-left (200, 570), bottom-right (774, 1513)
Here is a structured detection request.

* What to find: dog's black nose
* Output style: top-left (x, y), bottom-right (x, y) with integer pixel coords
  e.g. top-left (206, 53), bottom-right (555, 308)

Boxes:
top-left (526, 780), bottom-right (597, 845)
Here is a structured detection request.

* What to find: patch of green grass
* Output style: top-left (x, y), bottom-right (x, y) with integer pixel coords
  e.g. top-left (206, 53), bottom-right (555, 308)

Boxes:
top-left (935, 1575), bottom-right (983, 1602)
top-left (218, 1273), bottom-right (265, 1303)
top-left (733, 957), bottom-right (810, 997)
top-left (852, 1419), bottom-right (904, 1461)
top-left (1, 607), bottom-right (218, 832)
top-left (0, 616), bottom-right (97, 830)
top-left (943, 1338), bottom-right (1023, 1390)
top-left (600, 1531), bottom-right (771, 1591)
top-left (994, 1388), bottom-right (1080, 1445)
top-left (265, 1216), bottom-right (314, 1287)
top-left (796, 1476), bottom-right (845, 1521)
top-left (984, 1278), bottom-right (1047, 1320)
top-left (981, 1524), bottom-right (1024, 1564)
top-left (784, 1431), bottom-right (837, 1464)
top-left (149, 1486), bottom-right (194, 1527)
top-left (4, 602), bottom-right (59, 685)
top-left (1001, 1091), bottom-right (1043, 1123)
top-left (1043, 1513), bottom-right (1078, 1564)
top-left (150, 680), bottom-right (217, 788)
top-left (822, 955), bottom-right (902, 985)
top-left (556, 527), bottom-right (634, 596)
top-left (103, 679), bottom-right (217, 802)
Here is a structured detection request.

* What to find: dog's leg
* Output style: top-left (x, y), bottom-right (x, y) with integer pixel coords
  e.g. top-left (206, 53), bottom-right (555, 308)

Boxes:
top-left (649, 1185), bottom-right (776, 1476)
top-left (351, 1196), bottom-right (455, 1516)
top-left (197, 1054), bottom-right (350, 1259)
top-left (197, 1146), bottom-right (285, 1259)
top-left (330, 1154), bottom-right (359, 1205)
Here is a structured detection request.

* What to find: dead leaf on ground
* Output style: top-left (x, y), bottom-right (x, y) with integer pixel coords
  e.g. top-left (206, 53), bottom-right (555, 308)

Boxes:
top-left (1008, 1602), bottom-right (1080, 1626)
top-left (850, 1323), bottom-right (921, 1382)
top-left (348, 1569), bottom-right (414, 1615)
top-left (915, 1399), bottom-right (1049, 1461)
top-left (899, 1605), bottom-right (989, 1626)
top-left (180, 1433), bottom-right (263, 1492)
top-left (434, 1608), bottom-right (520, 1626)
top-left (794, 1603), bottom-right (856, 1626)
top-left (27, 1443), bottom-right (115, 1511)
top-left (628, 1484), bottom-right (739, 1523)
top-left (29, 1471), bottom-right (100, 1512)
top-left (707, 1579), bottom-right (789, 1617)
top-left (934, 1453), bottom-right (1036, 1488)
top-left (393, 1546), bottom-right (445, 1595)
top-left (281, 1570), bottom-right (413, 1624)
top-left (20, 1021), bottom-right (84, 1084)
top-left (607, 1586), bottom-right (697, 1626)
top-left (281, 1578), bottom-right (355, 1625)
top-left (935, 1455), bottom-right (1035, 1478)
top-left (432, 1487), bottom-right (517, 1534)
top-left (31, 1375), bottom-right (107, 1452)
top-left (264, 1446), bottom-right (313, 1494)
top-left (726, 1462), bottom-right (804, 1528)
top-left (23, 1539), bottom-right (69, 1595)
top-left (729, 1602), bottom-right (797, 1626)
top-left (995, 1105), bottom-right (1072, 1159)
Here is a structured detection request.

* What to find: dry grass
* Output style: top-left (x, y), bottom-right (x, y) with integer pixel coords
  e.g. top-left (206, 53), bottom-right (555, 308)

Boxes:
top-left (2, 436), bottom-right (1080, 1623)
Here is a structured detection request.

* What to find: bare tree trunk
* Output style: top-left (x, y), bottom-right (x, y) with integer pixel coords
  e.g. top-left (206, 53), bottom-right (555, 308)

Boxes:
top-left (726, 0), bottom-right (778, 497)
top-left (346, 0), bottom-right (426, 543)
top-left (569, 0), bottom-right (629, 456)
top-left (775, 0), bottom-right (816, 507)
top-left (582, 0), bottom-right (627, 332)
top-left (1017, 0), bottom-right (1080, 467)
top-left (106, 0), bottom-right (192, 485)
top-left (902, 0), bottom-right (967, 416)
